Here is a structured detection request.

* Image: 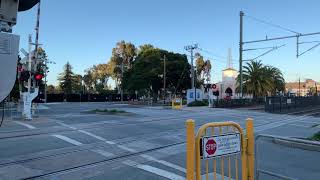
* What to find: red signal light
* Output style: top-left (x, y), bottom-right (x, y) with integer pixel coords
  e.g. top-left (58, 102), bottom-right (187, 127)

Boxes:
top-left (35, 74), bottom-right (43, 80)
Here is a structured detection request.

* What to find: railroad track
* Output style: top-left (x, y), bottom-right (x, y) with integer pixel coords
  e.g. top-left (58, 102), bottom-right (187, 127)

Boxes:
top-left (0, 111), bottom-right (318, 179)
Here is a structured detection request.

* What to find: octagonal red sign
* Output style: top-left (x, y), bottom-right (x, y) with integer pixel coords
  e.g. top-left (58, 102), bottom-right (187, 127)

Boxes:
top-left (205, 139), bottom-right (217, 155)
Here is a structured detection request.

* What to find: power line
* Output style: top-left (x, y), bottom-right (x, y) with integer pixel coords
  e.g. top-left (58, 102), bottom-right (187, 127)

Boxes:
top-left (244, 14), bottom-right (300, 35)
top-left (197, 48), bottom-right (237, 62)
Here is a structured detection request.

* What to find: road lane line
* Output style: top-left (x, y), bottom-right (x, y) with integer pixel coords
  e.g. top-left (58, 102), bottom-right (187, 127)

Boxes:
top-left (91, 149), bottom-right (114, 157)
top-left (77, 129), bottom-right (117, 145)
top-left (123, 160), bottom-right (185, 180)
top-left (288, 124), bottom-right (310, 128)
top-left (52, 134), bottom-right (83, 146)
top-left (13, 121), bottom-right (36, 129)
top-left (56, 122), bottom-right (117, 145)
top-left (140, 154), bottom-right (186, 173)
top-left (118, 145), bottom-right (187, 173)
top-left (56, 122), bottom-right (77, 130)
top-left (117, 145), bottom-right (137, 152)
top-left (77, 130), bottom-right (106, 141)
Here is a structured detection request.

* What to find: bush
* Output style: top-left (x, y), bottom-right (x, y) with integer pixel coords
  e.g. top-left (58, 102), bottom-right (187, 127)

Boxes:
top-left (309, 131), bottom-right (320, 141)
top-left (187, 100), bottom-right (208, 107)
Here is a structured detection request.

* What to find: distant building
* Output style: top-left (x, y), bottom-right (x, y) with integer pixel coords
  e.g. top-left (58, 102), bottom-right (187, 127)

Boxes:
top-left (286, 79), bottom-right (319, 96)
top-left (217, 49), bottom-right (238, 99)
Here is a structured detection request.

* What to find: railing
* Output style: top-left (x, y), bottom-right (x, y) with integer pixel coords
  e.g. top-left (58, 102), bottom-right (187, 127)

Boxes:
top-left (255, 134), bottom-right (320, 180)
top-left (186, 119), bottom-right (255, 180)
top-left (265, 96), bottom-right (320, 113)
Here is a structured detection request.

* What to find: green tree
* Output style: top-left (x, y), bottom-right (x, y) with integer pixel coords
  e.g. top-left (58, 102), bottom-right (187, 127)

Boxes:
top-left (36, 47), bottom-right (49, 94)
top-left (237, 61), bottom-right (285, 98)
top-left (47, 85), bottom-right (56, 94)
top-left (83, 63), bottom-right (112, 94)
top-left (195, 53), bottom-right (212, 86)
top-left (58, 62), bottom-right (77, 95)
top-left (265, 66), bottom-right (285, 95)
top-left (123, 45), bottom-right (191, 100)
top-left (83, 69), bottom-right (95, 94)
top-left (73, 74), bottom-right (83, 94)
top-left (109, 41), bottom-right (137, 90)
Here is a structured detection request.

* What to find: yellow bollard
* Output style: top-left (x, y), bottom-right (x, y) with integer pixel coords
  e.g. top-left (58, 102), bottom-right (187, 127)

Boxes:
top-left (186, 119), bottom-right (195, 180)
top-left (172, 99), bottom-right (174, 109)
top-left (246, 118), bottom-right (255, 180)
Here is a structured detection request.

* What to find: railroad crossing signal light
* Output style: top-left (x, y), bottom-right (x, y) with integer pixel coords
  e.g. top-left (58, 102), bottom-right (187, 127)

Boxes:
top-left (34, 73), bottom-right (44, 81)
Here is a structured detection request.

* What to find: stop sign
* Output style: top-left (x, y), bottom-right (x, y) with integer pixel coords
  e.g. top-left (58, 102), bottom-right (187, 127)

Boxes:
top-left (205, 139), bottom-right (217, 155)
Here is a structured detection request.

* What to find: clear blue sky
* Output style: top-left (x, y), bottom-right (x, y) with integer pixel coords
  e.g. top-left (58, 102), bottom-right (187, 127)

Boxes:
top-left (14, 0), bottom-right (320, 85)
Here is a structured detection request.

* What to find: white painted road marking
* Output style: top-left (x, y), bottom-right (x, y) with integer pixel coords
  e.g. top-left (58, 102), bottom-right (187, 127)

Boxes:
top-left (123, 160), bottom-right (185, 180)
top-left (13, 121), bottom-right (36, 129)
top-left (135, 164), bottom-right (185, 180)
top-left (77, 130), bottom-right (105, 141)
top-left (140, 154), bottom-right (186, 173)
top-left (56, 122), bottom-right (117, 145)
top-left (56, 122), bottom-right (77, 130)
top-left (91, 149), bottom-right (114, 157)
top-left (117, 145), bottom-right (137, 153)
top-left (52, 134), bottom-right (83, 146)
top-left (77, 129), bottom-right (117, 145)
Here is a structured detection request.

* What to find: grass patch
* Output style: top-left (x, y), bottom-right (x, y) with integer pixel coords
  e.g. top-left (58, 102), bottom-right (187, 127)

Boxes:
top-left (309, 131), bottom-right (320, 141)
top-left (91, 109), bottom-right (126, 114)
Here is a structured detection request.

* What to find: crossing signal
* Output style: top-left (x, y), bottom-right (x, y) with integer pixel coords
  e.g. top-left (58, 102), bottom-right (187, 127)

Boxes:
top-left (34, 73), bottom-right (44, 81)
top-left (19, 70), bottom-right (30, 82)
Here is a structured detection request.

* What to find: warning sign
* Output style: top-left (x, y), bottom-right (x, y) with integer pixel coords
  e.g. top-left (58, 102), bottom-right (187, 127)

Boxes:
top-left (202, 133), bottom-right (241, 159)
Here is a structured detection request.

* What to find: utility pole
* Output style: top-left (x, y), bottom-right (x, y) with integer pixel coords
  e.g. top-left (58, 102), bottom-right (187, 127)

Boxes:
top-left (28, 35), bottom-right (32, 93)
top-left (239, 11), bottom-right (244, 98)
top-left (163, 55), bottom-right (166, 104)
top-left (185, 44), bottom-right (198, 101)
top-left (33, 0), bottom-right (41, 89)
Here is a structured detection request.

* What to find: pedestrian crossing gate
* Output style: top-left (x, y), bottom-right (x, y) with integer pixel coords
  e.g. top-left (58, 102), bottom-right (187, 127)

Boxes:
top-left (186, 119), bottom-right (255, 180)
top-left (172, 98), bottom-right (182, 109)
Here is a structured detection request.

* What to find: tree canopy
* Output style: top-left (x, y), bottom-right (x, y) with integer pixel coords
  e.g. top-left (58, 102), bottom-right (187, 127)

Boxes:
top-left (195, 53), bottom-right (212, 87)
top-left (57, 62), bottom-right (82, 94)
top-left (237, 60), bottom-right (285, 97)
top-left (123, 45), bottom-right (191, 99)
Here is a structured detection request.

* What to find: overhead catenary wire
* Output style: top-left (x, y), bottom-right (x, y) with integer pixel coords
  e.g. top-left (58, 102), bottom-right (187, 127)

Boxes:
top-left (244, 14), bottom-right (300, 35)
top-left (198, 48), bottom-right (237, 62)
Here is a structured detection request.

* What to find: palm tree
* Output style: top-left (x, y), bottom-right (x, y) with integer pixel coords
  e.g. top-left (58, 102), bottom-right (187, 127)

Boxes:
top-left (264, 66), bottom-right (285, 95)
top-left (237, 61), bottom-right (284, 98)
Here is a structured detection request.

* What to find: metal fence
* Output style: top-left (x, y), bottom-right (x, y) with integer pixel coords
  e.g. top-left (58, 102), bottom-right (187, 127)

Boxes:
top-left (255, 134), bottom-right (320, 180)
top-left (265, 96), bottom-right (320, 113)
top-left (213, 98), bottom-right (265, 108)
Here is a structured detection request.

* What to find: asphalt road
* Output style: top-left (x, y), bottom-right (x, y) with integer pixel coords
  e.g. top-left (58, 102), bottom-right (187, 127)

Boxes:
top-left (0, 102), bottom-right (319, 180)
